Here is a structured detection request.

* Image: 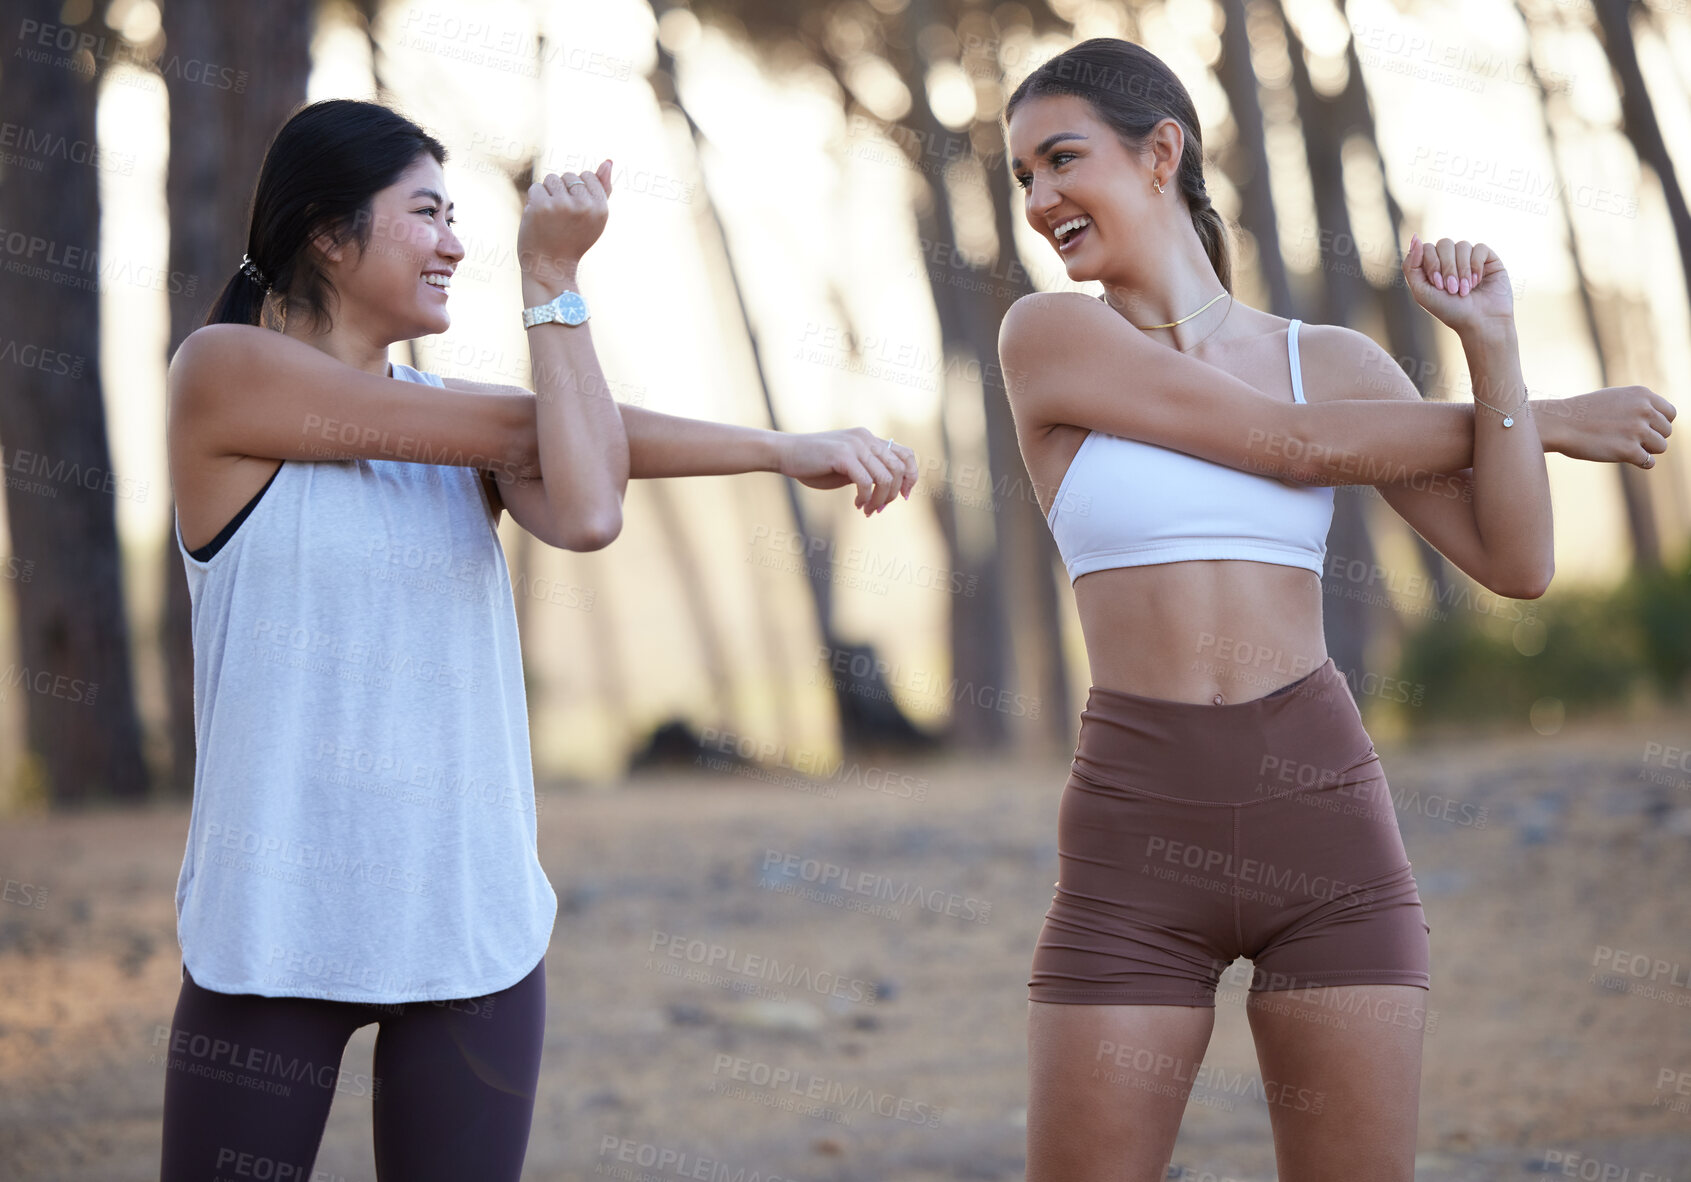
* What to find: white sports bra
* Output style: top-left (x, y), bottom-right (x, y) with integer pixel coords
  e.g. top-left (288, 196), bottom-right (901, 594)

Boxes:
top-left (1045, 318), bottom-right (1335, 583)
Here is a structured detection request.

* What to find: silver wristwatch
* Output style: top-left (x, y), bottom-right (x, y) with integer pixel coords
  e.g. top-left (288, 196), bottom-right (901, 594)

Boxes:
top-left (521, 288), bottom-right (590, 329)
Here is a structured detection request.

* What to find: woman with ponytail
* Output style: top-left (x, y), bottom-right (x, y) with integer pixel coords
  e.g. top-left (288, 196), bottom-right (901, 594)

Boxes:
top-left (997, 37), bottom-right (1671, 1179)
top-left (161, 98), bottom-right (916, 1181)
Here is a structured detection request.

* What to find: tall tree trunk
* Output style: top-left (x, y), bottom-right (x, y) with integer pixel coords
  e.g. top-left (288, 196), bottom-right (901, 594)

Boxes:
top-left (1591, 0), bottom-right (1691, 332)
top-left (665, 1), bottom-right (1088, 747)
top-left (1216, 0), bottom-right (1295, 319)
top-left (1332, 0), bottom-right (1454, 610)
top-left (0, 8), bottom-right (147, 805)
top-left (647, 0), bottom-right (932, 752)
top-left (1514, 0), bottom-right (1660, 569)
top-left (1279, 4), bottom-right (1381, 682)
top-left (882, 0), bottom-right (1013, 747)
top-left (161, 0), bottom-right (313, 796)
top-left (1587, 0), bottom-right (1684, 569)
top-left (976, 155), bottom-right (1072, 746)
top-left (956, 21), bottom-right (1071, 746)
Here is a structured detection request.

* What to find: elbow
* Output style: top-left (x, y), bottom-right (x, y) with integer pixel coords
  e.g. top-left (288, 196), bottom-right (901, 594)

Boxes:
top-left (1491, 562), bottom-right (1554, 601)
top-left (560, 508), bottom-right (622, 552)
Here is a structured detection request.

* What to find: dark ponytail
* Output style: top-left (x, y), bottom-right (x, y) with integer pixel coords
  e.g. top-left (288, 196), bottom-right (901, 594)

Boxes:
top-left (1006, 38), bottom-right (1231, 293)
top-left (203, 252), bottom-right (270, 328)
top-left (203, 99), bottom-right (448, 330)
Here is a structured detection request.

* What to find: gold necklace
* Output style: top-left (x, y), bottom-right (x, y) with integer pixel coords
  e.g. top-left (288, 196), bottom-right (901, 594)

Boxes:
top-left (1136, 292), bottom-right (1231, 333)
top-left (1103, 289), bottom-right (1235, 351)
top-left (1179, 294), bottom-right (1234, 353)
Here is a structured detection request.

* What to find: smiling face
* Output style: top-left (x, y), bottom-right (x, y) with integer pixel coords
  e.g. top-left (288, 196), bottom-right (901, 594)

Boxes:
top-left (315, 152), bottom-right (465, 342)
top-left (1007, 93), bottom-right (1176, 284)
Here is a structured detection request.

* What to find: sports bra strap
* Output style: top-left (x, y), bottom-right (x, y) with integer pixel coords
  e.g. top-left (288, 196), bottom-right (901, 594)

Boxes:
top-left (1289, 318), bottom-right (1306, 405)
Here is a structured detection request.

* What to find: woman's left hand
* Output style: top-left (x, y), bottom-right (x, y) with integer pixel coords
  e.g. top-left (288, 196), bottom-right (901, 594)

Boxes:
top-left (778, 428), bottom-right (919, 515)
top-left (1403, 233), bottom-right (1514, 337)
top-left (1548, 385), bottom-right (1675, 468)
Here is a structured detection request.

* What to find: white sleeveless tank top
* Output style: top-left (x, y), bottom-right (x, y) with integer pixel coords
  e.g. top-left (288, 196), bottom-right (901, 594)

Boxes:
top-left (1046, 318), bottom-right (1335, 581)
top-left (172, 361), bottom-right (556, 1002)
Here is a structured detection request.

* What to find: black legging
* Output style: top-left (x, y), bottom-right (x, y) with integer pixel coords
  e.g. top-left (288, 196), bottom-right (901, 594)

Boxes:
top-left (159, 955), bottom-right (546, 1181)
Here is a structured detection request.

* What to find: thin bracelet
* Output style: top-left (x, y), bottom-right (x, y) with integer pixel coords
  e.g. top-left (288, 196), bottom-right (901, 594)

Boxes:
top-left (1473, 384), bottom-right (1530, 428)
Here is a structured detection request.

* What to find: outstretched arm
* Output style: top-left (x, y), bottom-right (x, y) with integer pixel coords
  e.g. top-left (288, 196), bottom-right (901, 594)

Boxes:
top-left (1528, 386), bottom-right (1674, 466)
top-left (440, 375), bottom-right (920, 538)
top-left (999, 294), bottom-right (1670, 487)
top-left (611, 402), bottom-right (782, 477)
top-left (611, 404), bottom-right (917, 513)
top-left (1347, 336), bottom-right (1668, 467)
top-left (1001, 290), bottom-right (1485, 485)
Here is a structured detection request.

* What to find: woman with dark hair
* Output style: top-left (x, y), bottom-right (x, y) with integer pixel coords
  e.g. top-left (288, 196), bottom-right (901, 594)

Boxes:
top-left (161, 98), bottom-right (916, 1180)
top-left (998, 38), bottom-right (1672, 1180)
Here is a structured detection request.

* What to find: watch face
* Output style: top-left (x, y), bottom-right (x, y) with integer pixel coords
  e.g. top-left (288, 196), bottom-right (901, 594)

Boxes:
top-left (555, 291), bottom-right (588, 325)
top-left (524, 291), bottom-right (590, 328)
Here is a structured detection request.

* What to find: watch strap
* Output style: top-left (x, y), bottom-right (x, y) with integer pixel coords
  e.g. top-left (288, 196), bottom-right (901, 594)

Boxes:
top-left (521, 289), bottom-right (589, 328)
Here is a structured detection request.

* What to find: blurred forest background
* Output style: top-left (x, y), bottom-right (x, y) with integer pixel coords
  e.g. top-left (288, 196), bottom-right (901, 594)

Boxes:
top-left (5, 2), bottom-right (1691, 1177)
top-left (2, 0), bottom-right (1690, 810)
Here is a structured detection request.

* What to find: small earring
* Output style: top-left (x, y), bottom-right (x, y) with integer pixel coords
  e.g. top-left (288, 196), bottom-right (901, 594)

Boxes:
top-left (1153, 177), bottom-right (1164, 194)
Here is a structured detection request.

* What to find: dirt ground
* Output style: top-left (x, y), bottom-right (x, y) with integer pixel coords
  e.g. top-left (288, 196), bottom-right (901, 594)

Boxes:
top-left (2, 711), bottom-right (1690, 1181)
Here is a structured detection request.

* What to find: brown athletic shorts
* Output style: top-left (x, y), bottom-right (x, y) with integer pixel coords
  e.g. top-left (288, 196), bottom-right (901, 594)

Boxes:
top-left (1029, 658), bottom-right (1431, 1006)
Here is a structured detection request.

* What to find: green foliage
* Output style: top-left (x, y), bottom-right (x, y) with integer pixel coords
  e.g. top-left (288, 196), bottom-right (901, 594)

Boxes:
top-left (1394, 552), bottom-right (1691, 726)
top-left (1619, 550), bottom-right (1691, 701)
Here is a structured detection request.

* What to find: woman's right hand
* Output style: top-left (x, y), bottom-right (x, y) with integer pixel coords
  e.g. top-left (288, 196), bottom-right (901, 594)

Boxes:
top-left (1403, 232), bottom-right (1514, 338)
top-left (518, 160), bottom-right (612, 295)
top-left (777, 428), bottom-right (919, 515)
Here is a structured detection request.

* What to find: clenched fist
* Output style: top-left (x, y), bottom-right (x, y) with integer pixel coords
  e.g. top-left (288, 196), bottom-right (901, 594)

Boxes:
top-left (1548, 385), bottom-right (1675, 470)
top-left (519, 159), bottom-right (613, 299)
top-left (1403, 232), bottom-right (1512, 339)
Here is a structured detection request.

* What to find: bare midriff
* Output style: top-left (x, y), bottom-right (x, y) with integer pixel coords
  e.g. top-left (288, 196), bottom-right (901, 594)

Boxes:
top-left (1072, 558), bottom-right (1327, 705)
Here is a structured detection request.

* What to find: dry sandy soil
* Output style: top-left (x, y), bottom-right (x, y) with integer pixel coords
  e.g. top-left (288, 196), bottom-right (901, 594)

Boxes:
top-left (2, 712), bottom-right (1690, 1181)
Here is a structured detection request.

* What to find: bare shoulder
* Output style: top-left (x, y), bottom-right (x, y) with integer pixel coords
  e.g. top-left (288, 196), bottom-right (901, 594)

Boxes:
top-left (167, 323), bottom-right (271, 397)
top-left (1295, 321), bottom-right (1417, 402)
top-left (173, 321), bottom-right (268, 359)
top-left (1000, 290), bottom-right (1115, 343)
top-left (999, 291), bottom-right (1133, 389)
